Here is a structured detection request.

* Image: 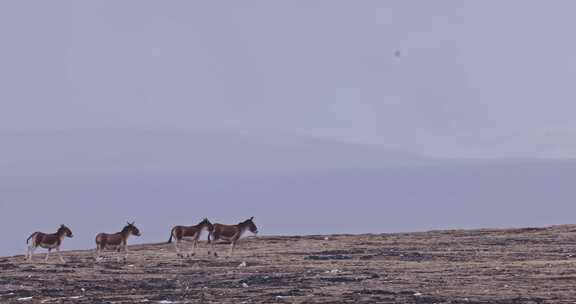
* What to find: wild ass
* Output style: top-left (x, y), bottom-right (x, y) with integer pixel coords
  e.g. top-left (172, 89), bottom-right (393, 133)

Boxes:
top-left (95, 222), bottom-right (141, 261)
top-left (26, 225), bottom-right (74, 263)
top-left (168, 218), bottom-right (214, 257)
top-left (209, 217), bottom-right (258, 257)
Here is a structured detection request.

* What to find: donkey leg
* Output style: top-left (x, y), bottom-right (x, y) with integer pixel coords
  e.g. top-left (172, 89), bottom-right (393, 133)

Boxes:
top-left (123, 245), bottom-right (129, 261)
top-left (27, 246), bottom-right (34, 261)
top-left (189, 240), bottom-right (197, 257)
top-left (209, 232), bottom-right (220, 257)
top-left (31, 246), bottom-right (38, 262)
top-left (228, 234), bottom-right (241, 258)
top-left (212, 241), bottom-right (218, 257)
top-left (116, 248), bottom-right (123, 262)
top-left (227, 242), bottom-right (235, 258)
top-left (174, 239), bottom-right (183, 257)
top-left (56, 247), bottom-right (65, 263)
top-left (95, 244), bottom-right (103, 262)
top-left (45, 249), bottom-right (52, 262)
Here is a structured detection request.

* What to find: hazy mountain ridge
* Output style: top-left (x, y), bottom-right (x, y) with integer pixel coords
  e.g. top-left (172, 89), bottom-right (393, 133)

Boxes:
top-left (3, 129), bottom-right (576, 258)
top-left (0, 129), bottom-right (425, 176)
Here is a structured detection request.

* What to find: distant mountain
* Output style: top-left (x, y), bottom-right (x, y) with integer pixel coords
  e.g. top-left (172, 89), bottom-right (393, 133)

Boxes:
top-left (0, 129), bottom-right (425, 176)
top-left (438, 125), bottom-right (576, 159)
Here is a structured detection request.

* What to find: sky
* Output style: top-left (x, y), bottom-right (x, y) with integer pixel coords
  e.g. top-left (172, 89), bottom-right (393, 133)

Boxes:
top-left (2, 1), bottom-right (576, 157)
top-left (2, 1), bottom-right (576, 257)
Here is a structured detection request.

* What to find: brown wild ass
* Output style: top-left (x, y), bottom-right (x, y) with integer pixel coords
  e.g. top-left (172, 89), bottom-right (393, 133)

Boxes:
top-left (209, 217), bottom-right (258, 257)
top-left (168, 218), bottom-right (214, 257)
top-left (26, 225), bottom-right (74, 263)
top-left (95, 222), bottom-right (141, 261)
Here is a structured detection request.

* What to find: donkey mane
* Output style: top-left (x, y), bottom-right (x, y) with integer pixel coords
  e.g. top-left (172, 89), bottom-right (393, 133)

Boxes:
top-left (57, 225), bottom-right (69, 236)
top-left (238, 217), bottom-right (254, 227)
top-left (121, 225), bottom-right (133, 234)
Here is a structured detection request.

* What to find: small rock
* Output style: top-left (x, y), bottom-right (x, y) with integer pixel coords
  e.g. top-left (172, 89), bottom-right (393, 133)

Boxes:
top-left (241, 282), bottom-right (249, 288)
top-left (238, 261), bottom-right (247, 268)
top-left (414, 292), bottom-right (423, 297)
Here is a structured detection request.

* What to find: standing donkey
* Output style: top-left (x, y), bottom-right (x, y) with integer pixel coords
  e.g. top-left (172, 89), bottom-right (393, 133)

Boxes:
top-left (26, 224), bottom-right (74, 263)
top-left (209, 217), bottom-right (258, 257)
top-left (168, 218), bottom-right (214, 257)
top-left (95, 222), bottom-right (141, 261)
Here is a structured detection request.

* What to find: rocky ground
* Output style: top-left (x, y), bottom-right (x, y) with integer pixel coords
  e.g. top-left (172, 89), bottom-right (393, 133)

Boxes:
top-left (2, 225), bottom-right (576, 303)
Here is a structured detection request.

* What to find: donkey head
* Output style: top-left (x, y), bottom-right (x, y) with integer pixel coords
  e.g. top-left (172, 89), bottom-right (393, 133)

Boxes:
top-left (124, 221), bottom-right (141, 237)
top-left (199, 217), bottom-right (214, 231)
top-left (243, 216), bottom-right (258, 234)
top-left (58, 224), bottom-right (74, 238)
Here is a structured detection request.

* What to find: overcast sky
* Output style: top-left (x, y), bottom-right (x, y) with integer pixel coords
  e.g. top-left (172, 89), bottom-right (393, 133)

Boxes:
top-left (2, 1), bottom-right (576, 157)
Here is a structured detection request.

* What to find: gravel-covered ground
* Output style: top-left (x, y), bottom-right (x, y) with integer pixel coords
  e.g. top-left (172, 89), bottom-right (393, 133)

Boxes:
top-left (2, 225), bottom-right (576, 303)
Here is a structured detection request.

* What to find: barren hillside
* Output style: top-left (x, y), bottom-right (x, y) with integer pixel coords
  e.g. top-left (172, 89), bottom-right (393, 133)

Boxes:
top-left (2, 225), bottom-right (576, 303)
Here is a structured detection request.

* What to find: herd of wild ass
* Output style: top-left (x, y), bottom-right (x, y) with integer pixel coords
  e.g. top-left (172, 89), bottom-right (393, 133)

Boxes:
top-left (25, 217), bottom-right (259, 263)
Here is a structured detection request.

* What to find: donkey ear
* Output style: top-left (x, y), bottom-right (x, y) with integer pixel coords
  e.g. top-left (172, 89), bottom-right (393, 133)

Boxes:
top-left (250, 216), bottom-right (254, 221)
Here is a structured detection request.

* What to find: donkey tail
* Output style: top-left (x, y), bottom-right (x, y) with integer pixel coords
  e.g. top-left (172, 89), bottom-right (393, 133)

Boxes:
top-left (26, 233), bottom-right (36, 244)
top-left (168, 228), bottom-right (174, 243)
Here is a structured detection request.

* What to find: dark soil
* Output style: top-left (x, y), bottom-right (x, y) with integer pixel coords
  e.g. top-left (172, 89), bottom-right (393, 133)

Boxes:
top-left (2, 225), bottom-right (576, 303)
